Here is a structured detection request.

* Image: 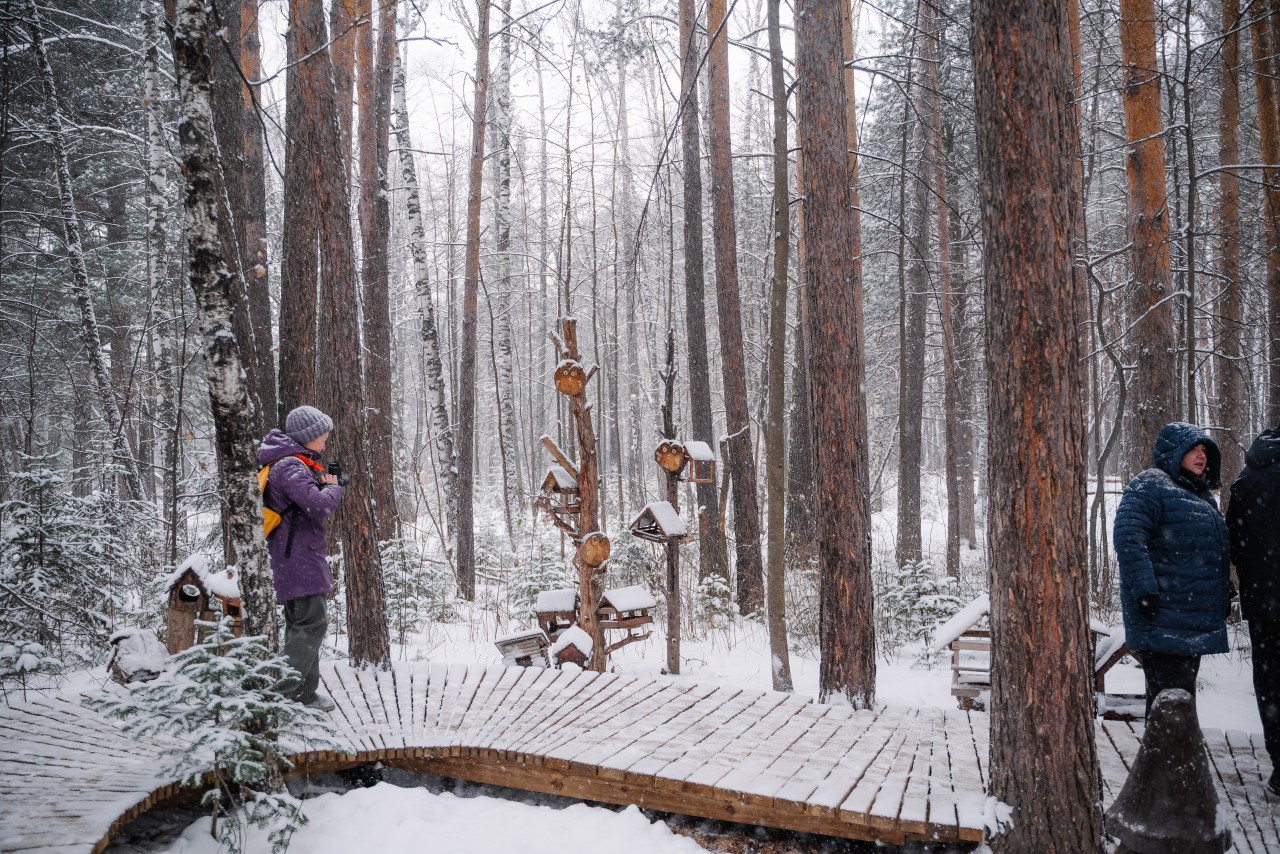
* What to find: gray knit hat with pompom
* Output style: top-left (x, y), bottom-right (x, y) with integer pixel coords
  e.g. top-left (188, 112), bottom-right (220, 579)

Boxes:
top-left (285, 405), bottom-right (334, 446)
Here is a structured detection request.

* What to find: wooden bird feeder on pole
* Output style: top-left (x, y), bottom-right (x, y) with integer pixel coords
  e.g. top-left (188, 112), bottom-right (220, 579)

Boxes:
top-left (629, 501), bottom-right (688, 544)
top-left (682, 440), bottom-right (716, 484)
top-left (553, 359), bottom-right (588, 396)
top-left (654, 440), bottom-right (687, 475)
top-left (579, 531), bottom-right (612, 567)
top-left (165, 566), bottom-right (212, 654)
top-left (534, 588), bottom-right (579, 642)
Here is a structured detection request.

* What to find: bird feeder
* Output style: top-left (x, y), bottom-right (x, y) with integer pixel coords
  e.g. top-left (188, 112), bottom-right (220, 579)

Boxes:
top-left (682, 440), bottom-right (716, 484)
top-left (597, 586), bottom-right (657, 631)
top-left (534, 588), bottom-right (579, 641)
top-left (654, 440), bottom-right (687, 474)
top-left (538, 465), bottom-right (580, 515)
top-left (494, 628), bottom-right (551, 668)
top-left (553, 359), bottom-right (588, 396)
top-left (165, 567), bottom-right (214, 654)
top-left (629, 501), bottom-right (688, 544)
top-left (579, 532), bottom-right (611, 567)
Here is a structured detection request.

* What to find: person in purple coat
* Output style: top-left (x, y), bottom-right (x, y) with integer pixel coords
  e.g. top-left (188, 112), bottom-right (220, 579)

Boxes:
top-left (258, 405), bottom-right (344, 711)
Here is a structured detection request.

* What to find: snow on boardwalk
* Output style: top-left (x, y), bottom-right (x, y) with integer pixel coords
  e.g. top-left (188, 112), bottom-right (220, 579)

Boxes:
top-left (1, 662), bottom-right (1276, 852)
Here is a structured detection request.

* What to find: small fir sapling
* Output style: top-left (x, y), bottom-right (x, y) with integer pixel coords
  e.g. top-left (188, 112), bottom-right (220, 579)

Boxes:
top-left (86, 619), bottom-right (351, 853)
top-left (879, 560), bottom-right (965, 661)
top-left (0, 641), bottom-right (63, 701)
top-left (694, 573), bottom-right (737, 635)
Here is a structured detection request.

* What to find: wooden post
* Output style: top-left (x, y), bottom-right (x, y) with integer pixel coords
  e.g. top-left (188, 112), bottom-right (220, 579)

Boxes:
top-left (557, 319), bottom-right (605, 671)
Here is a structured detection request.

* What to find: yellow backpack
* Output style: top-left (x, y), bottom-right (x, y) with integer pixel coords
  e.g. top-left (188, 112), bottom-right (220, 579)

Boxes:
top-left (258, 454), bottom-right (324, 539)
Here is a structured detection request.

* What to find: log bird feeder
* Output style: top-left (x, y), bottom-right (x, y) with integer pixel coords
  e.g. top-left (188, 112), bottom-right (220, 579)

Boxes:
top-left (654, 440), bottom-right (687, 475)
top-left (553, 359), bottom-right (588, 396)
top-left (579, 531), bottom-right (611, 568)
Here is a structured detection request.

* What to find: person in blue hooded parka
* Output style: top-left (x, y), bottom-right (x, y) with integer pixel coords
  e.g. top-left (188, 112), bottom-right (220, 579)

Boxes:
top-left (1114, 422), bottom-right (1234, 717)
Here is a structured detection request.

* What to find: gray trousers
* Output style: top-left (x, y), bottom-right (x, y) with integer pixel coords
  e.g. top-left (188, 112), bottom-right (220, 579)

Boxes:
top-left (281, 594), bottom-right (327, 703)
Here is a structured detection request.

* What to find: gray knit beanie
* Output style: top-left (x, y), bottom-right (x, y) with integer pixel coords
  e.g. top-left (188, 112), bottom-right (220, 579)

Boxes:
top-left (285, 405), bottom-right (334, 446)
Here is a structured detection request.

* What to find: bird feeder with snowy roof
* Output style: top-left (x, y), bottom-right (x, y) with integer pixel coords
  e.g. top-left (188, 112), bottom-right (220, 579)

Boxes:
top-left (553, 359), bottom-right (588, 396)
top-left (494, 627), bottom-right (551, 668)
top-left (629, 501), bottom-right (688, 544)
top-left (654, 440), bottom-right (687, 474)
top-left (534, 587), bottom-right (579, 641)
top-left (597, 586), bottom-right (656, 631)
top-left (682, 440), bottom-right (716, 484)
top-left (164, 563), bottom-right (214, 654)
top-left (550, 624), bottom-right (592, 668)
top-left (537, 465), bottom-right (580, 516)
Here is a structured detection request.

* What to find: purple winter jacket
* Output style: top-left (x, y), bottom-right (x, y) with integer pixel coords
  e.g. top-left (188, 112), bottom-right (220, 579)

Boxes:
top-left (257, 429), bottom-right (344, 602)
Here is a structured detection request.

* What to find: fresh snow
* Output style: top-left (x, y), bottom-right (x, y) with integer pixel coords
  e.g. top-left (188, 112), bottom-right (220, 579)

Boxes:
top-left (929, 593), bottom-right (990, 652)
top-left (682, 440), bottom-right (714, 462)
top-left (534, 588), bottom-right (576, 612)
top-left (633, 500), bottom-right (686, 537)
top-left (601, 585), bottom-right (657, 612)
top-left (549, 624), bottom-right (593, 656)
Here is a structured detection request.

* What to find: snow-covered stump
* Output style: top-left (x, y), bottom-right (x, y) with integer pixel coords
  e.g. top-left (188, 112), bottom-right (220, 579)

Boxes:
top-left (1104, 688), bottom-right (1230, 853)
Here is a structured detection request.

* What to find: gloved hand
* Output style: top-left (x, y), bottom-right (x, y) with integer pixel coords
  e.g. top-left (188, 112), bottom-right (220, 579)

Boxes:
top-left (1138, 594), bottom-right (1160, 619)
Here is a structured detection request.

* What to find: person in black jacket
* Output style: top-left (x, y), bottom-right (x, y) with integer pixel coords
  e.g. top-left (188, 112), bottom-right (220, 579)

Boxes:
top-left (1115, 422), bottom-right (1233, 718)
top-left (1227, 426), bottom-right (1280, 795)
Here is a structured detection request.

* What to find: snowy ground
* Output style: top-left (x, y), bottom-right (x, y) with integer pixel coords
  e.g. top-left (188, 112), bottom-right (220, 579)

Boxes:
top-left (101, 611), bottom-right (1262, 854)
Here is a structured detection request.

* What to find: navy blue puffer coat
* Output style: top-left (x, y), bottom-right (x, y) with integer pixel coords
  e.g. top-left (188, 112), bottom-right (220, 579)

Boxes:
top-left (1114, 422), bottom-right (1232, 655)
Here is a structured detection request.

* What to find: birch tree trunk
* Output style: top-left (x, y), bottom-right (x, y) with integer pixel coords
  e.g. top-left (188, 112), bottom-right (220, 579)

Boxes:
top-left (358, 0), bottom-right (399, 537)
top-left (29, 1), bottom-right (144, 501)
top-left (678, 0), bottom-right (728, 583)
top-left (764, 0), bottom-right (792, 694)
top-left (970, 0), bottom-right (1103, 847)
top-left (1119, 0), bottom-right (1176, 476)
top-left (457, 0), bottom-right (492, 601)
top-left (167, 0), bottom-right (277, 644)
top-left (796, 0), bottom-right (876, 707)
top-left (393, 56), bottom-right (459, 561)
top-left (707, 0), bottom-right (765, 615)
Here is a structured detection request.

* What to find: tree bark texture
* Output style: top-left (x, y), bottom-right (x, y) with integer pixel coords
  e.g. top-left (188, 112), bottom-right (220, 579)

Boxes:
top-left (764, 0), bottom-right (793, 694)
top-left (30, 1), bottom-right (145, 501)
top-left (706, 0), bottom-right (765, 616)
top-left (796, 0), bottom-right (877, 708)
top-left (292, 0), bottom-right (390, 668)
top-left (167, 0), bottom-right (277, 644)
top-left (393, 56), bottom-right (459, 560)
top-left (358, 0), bottom-right (399, 538)
top-left (897, 118), bottom-right (927, 569)
top-left (1119, 0), bottom-right (1176, 479)
top-left (678, 0), bottom-right (727, 584)
top-left (1249, 2), bottom-right (1280, 425)
top-left (970, 0), bottom-right (1103, 848)
top-left (1218, 0), bottom-right (1244, 504)
top-left (457, 0), bottom-right (492, 601)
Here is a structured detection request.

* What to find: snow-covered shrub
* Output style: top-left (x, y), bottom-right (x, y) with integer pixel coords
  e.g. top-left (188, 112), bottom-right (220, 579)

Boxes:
top-left (383, 537), bottom-right (457, 644)
top-left (606, 532), bottom-right (660, 592)
top-left (0, 458), bottom-right (160, 668)
top-left (510, 545), bottom-right (573, 619)
top-left (693, 573), bottom-right (737, 635)
top-left (785, 558), bottom-right (821, 656)
top-left (879, 560), bottom-right (965, 661)
top-left (0, 640), bottom-right (62, 702)
top-left (86, 619), bottom-right (350, 853)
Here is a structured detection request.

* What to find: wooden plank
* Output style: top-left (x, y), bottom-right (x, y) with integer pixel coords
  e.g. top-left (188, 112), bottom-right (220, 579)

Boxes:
top-left (680, 695), bottom-right (813, 794)
top-left (1202, 728), bottom-right (1257, 854)
top-left (805, 708), bottom-right (903, 814)
top-left (924, 707), bottom-right (960, 841)
top-left (444, 665), bottom-right (511, 754)
top-left (592, 682), bottom-right (729, 781)
top-left (520, 672), bottom-right (630, 764)
top-left (451, 665), bottom-right (525, 755)
top-left (421, 662), bottom-right (454, 736)
top-left (471, 666), bottom-right (569, 757)
top-left (715, 703), bottom-right (830, 803)
top-left (625, 687), bottom-right (768, 782)
top-left (500, 669), bottom-right (604, 759)
top-left (1094, 720), bottom-right (1132, 805)
top-left (543, 677), bottom-right (676, 767)
top-left (1249, 732), bottom-right (1280, 841)
top-left (463, 664), bottom-right (550, 756)
top-left (772, 707), bottom-right (875, 805)
top-left (841, 708), bottom-right (919, 825)
top-left (733, 708), bottom-right (847, 807)
top-left (1226, 729), bottom-right (1277, 851)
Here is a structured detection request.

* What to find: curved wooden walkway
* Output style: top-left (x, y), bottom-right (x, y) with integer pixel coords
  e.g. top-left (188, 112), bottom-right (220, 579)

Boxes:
top-left (1, 661), bottom-right (1276, 852)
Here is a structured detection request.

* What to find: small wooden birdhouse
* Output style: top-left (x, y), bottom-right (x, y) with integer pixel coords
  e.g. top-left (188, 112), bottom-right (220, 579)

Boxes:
top-left (597, 586), bottom-right (657, 631)
top-left (165, 566), bottom-right (213, 654)
top-left (553, 359), bottom-right (588, 396)
top-left (549, 624), bottom-right (592, 668)
top-left (683, 440), bottom-right (716, 484)
top-left (654, 440), bottom-right (687, 474)
top-left (629, 501), bottom-right (687, 544)
top-left (494, 628), bottom-right (551, 668)
top-left (535, 588), bottom-right (579, 641)
top-left (579, 532), bottom-right (611, 567)
top-left (538, 465), bottom-right (580, 514)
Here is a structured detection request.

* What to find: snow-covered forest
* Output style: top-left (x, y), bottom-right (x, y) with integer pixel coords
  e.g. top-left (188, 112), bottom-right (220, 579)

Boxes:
top-left (3, 0), bottom-right (1279, 849)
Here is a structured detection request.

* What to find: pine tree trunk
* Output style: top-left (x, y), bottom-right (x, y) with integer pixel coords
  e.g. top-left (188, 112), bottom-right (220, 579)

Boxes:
top-left (678, 0), bottom-right (728, 583)
top-left (1119, 0), bottom-right (1176, 477)
top-left (167, 0), bottom-right (277, 644)
top-left (1249, 2), bottom-right (1280, 424)
top-left (971, 0), bottom-right (1103, 847)
top-left (392, 56), bottom-right (459, 563)
top-left (29, 1), bottom-right (145, 501)
top-left (330, 0), bottom-right (356, 183)
top-left (707, 0), bottom-right (765, 615)
top-left (897, 116), bottom-right (927, 568)
top-left (358, 0), bottom-right (399, 538)
top-left (764, 0), bottom-right (792, 694)
top-left (239, 0), bottom-right (277, 428)
top-left (796, 0), bottom-right (876, 708)
top-left (457, 0), bottom-right (492, 601)
top-left (1219, 0), bottom-right (1244, 505)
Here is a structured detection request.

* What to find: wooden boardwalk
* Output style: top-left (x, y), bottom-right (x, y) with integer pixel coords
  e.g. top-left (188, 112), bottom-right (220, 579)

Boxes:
top-left (1, 660), bottom-right (1276, 852)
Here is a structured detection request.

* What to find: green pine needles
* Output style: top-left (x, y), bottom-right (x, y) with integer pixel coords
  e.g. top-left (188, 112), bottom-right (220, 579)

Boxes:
top-left (86, 619), bottom-right (352, 852)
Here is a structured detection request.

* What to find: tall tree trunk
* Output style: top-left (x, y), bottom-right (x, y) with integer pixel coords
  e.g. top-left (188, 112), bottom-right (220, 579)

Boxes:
top-left (278, 0), bottom-right (322, 417)
top-left (457, 0), bottom-right (492, 601)
top-left (393, 56), bottom-right (459, 562)
top-left (971, 0), bottom-right (1103, 848)
top-left (764, 0), bottom-right (792, 694)
top-left (707, 0), bottom-right (765, 615)
top-left (240, 0), bottom-right (277, 430)
top-left (1119, 0), bottom-right (1176, 477)
top-left (678, 0), bottom-right (727, 583)
top-left (1219, 0), bottom-right (1244, 504)
top-left (358, 0), bottom-right (398, 537)
top-left (330, 0), bottom-right (356, 182)
top-left (293, 0), bottom-right (389, 668)
top-left (1250, 1), bottom-right (1280, 424)
top-left (897, 118), bottom-right (927, 569)
top-left (796, 0), bottom-right (876, 707)
top-left (30, 1), bottom-right (144, 501)
top-left (167, 0), bottom-right (277, 645)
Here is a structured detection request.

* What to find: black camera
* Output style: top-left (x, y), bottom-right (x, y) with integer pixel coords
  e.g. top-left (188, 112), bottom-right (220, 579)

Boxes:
top-left (327, 461), bottom-right (351, 487)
